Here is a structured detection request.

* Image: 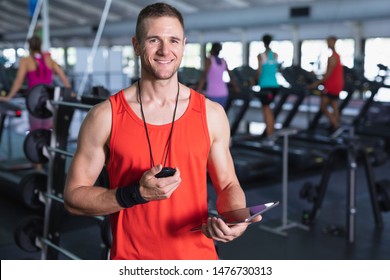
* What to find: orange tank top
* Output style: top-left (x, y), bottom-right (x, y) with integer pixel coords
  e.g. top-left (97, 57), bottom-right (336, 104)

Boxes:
top-left (107, 89), bottom-right (218, 260)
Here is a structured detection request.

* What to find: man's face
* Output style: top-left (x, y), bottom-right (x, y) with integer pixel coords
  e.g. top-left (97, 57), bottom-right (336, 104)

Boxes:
top-left (133, 16), bottom-right (186, 80)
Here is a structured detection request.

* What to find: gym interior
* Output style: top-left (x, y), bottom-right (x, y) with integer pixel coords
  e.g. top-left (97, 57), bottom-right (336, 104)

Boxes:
top-left (0, 0), bottom-right (390, 261)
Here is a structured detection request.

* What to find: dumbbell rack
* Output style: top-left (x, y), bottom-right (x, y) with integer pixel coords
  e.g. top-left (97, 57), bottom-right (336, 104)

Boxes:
top-left (14, 85), bottom-right (113, 259)
top-left (13, 85), bottom-right (112, 259)
top-left (37, 86), bottom-right (80, 259)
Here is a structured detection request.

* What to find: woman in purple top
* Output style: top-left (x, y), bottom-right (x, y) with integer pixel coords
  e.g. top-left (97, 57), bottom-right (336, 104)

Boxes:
top-left (0, 35), bottom-right (72, 131)
top-left (197, 42), bottom-right (239, 109)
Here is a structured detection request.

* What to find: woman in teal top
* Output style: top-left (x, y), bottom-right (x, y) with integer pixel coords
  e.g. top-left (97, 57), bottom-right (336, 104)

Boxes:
top-left (255, 34), bottom-right (280, 138)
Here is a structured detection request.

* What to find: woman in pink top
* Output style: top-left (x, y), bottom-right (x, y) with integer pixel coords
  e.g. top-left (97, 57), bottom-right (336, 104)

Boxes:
top-left (197, 42), bottom-right (239, 109)
top-left (0, 35), bottom-right (71, 131)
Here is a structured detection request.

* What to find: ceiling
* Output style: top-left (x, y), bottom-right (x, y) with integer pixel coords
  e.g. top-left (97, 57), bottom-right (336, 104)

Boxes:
top-left (0, 0), bottom-right (389, 48)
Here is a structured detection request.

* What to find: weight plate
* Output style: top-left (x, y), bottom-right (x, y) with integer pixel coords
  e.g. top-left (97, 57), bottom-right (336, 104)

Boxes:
top-left (26, 84), bottom-right (53, 119)
top-left (20, 172), bottom-right (47, 210)
top-left (14, 215), bottom-right (43, 252)
top-left (23, 129), bottom-right (51, 164)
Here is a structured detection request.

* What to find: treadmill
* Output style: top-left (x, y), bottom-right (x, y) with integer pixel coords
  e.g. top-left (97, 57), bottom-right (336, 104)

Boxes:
top-left (352, 65), bottom-right (390, 152)
top-left (0, 101), bottom-right (35, 171)
top-left (287, 66), bottom-right (387, 165)
top-left (0, 101), bottom-right (40, 209)
top-left (227, 66), bottom-right (282, 182)
top-left (231, 65), bottom-right (330, 171)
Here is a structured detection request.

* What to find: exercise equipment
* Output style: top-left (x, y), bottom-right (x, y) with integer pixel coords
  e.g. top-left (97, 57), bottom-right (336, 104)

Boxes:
top-left (14, 215), bottom-right (44, 253)
top-left (226, 66), bottom-right (283, 181)
top-left (0, 102), bottom-right (44, 205)
top-left (23, 129), bottom-right (51, 164)
top-left (259, 128), bottom-right (309, 236)
top-left (352, 64), bottom-right (390, 152)
top-left (14, 84), bottom-right (111, 259)
top-left (0, 169), bottom-right (45, 211)
top-left (225, 66), bottom-right (256, 136)
top-left (299, 138), bottom-right (385, 243)
top-left (14, 214), bottom-right (83, 259)
top-left (178, 67), bottom-right (201, 88)
top-left (275, 65), bottom-right (387, 169)
top-left (231, 65), bottom-right (330, 171)
top-left (20, 172), bottom-right (47, 210)
top-left (0, 101), bottom-right (33, 170)
top-left (376, 179), bottom-right (390, 212)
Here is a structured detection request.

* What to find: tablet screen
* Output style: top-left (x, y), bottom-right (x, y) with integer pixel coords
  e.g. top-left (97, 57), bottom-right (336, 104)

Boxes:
top-left (190, 201), bottom-right (279, 231)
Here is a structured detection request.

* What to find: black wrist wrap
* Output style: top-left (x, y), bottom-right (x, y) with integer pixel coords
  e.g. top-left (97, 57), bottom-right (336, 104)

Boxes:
top-left (116, 182), bottom-right (148, 208)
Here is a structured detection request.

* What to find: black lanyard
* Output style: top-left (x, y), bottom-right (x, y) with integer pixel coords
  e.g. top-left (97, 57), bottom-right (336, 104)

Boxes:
top-left (137, 81), bottom-right (180, 168)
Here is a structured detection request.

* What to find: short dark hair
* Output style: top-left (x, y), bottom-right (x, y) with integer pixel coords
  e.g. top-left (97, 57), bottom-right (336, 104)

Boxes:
top-left (135, 2), bottom-right (184, 40)
top-left (262, 34), bottom-right (273, 47)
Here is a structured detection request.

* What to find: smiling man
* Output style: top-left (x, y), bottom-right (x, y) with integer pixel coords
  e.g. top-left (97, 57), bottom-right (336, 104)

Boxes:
top-left (63, 2), bottom-right (250, 260)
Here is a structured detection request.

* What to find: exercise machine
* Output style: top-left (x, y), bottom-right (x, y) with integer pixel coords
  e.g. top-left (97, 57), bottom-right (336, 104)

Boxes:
top-left (299, 136), bottom-right (388, 243)
top-left (14, 84), bottom-right (111, 259)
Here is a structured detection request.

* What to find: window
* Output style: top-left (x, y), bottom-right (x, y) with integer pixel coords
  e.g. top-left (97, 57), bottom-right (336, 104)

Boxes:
top-left (364, 37), bottom-right (390, 82)
top-left (181, 43), bottom-right (201, 69)
top-left (249, 40), bottom-right (293, 69)
top-left (49, 48), bottom-right (65, 67)
top-left (219, 42), bottom-right (243, 70)
top-left (1, 48), bottom-right (17, 68)
top-left (301, 39), bottom-right (355, 75)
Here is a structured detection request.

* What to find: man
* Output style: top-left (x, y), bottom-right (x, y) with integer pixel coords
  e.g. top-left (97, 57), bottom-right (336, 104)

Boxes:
top-left (64, 2), bottom-right (250, 260)
top-left (309, 36), bottom-right (344, 136)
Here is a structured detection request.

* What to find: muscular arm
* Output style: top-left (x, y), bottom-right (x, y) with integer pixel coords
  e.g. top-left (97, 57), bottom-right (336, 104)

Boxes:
top-left (63, 100), bottom-right (119, 216)
top-left (207, 100), bottom-right (245, 212)
top-left (204, 99), bottom-right (249, 242)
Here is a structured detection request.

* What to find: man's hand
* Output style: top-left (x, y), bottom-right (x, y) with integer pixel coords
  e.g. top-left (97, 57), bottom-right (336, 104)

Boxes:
top-left (201, 216), bottom-right (256, 243)
top-left (138, 165), bottom-right (181, 201)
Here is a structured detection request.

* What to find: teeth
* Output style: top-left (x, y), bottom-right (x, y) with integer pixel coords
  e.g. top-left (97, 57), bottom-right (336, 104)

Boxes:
top-left (155, 59), bottom-right (172, 64)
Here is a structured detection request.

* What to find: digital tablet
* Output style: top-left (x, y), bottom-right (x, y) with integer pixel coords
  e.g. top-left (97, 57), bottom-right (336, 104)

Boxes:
top-left (190, 201), bottom-right (279, 231)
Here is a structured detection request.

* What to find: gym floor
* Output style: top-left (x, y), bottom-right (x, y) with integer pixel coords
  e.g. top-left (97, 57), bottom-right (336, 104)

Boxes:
top-left (0, 100), bottom-right (389, 260)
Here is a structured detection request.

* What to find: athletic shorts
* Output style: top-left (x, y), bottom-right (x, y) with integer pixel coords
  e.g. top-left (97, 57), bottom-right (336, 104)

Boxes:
top-left (256, 87), bottom-right (279, 106)
top-left (323, 91), bottom-right (339, 100)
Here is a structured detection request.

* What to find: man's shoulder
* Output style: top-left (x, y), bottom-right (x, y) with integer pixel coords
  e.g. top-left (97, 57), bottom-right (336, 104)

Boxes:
top-left (204, 96), bottom-right (225, 115)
